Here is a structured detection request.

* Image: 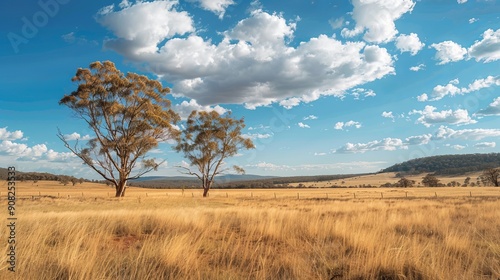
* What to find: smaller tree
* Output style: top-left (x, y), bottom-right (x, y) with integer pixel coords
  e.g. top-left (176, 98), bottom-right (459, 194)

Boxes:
top-left (175, 111), bottom-right (255, 197)
top-left (480, 168), bottom-right (500, 187)
top-left (464, 176), bottom-right (471, 186)
top-left (422, 174), bottom-right (439, 187)
top-left (397, 177), bottom-right (415, 188)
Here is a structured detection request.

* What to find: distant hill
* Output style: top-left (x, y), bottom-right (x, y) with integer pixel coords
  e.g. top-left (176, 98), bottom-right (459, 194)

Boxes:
top-left (0, 167), bottom-right (87, 183)
top-left (381, 153), bottom-right (500, 175)
top-left (0, 167), bottom-right (9, 180)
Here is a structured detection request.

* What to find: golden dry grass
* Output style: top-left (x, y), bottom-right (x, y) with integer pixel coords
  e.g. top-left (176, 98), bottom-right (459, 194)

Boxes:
top-left (1, 181), bottom-right (499, 279)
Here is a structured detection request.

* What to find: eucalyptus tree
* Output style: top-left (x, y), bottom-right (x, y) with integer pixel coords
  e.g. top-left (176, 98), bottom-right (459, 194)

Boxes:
top-left (175, 111), bottom-right (255, 197)
top-left (58, 61), bottom-right (179, 197)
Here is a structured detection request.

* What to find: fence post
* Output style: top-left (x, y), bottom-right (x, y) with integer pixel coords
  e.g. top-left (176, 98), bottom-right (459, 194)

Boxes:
top-left (380, 192), bottom-right (383, 199)
top-left (297, 193), bottom-right (299, 199)
top-left (354, 193), bottom-right (356, 199)
top-left (274, 193), bottom-right (276, 199)
top-left (326, 193), bottom-right (328, 199)
top-left (405, 191), bottom-right (408, 198)
top-left (435, 192), bottom-right (437, 198)
top-left (470, 191), bottom-right (472, 197)
top-left (226, 192), bottom-right (228, 198)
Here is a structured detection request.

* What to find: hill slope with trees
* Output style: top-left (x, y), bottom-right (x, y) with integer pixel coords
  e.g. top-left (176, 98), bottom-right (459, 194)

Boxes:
top-left (381, 153), bottom-right (500, 175)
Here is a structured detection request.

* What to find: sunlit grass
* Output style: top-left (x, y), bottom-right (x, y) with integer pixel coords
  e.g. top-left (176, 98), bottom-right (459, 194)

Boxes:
top-left (0, 181), bottom-right (499, 279)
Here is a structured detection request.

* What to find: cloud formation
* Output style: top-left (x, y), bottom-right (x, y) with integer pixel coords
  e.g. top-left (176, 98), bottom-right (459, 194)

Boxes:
top-left (381, 111), bottom-right (395, 121)
top-left (97, 3), bottom-right (395, 109)
top-left (334, 121), bottom-right (362, 130)
top-left (173, 99), bottom-right (228, 120)
top-left (0, 127), bottom-right (23, 141)
top-left (431, 41), bottom-right (467, 64)
top-left (417, 76), bottom-right (500, 101)
top-left (341, 0), bottom-right (415, 43)
top-left (63, 132), bottom-right (91, 141)
top-left (468, 29), bottom-right (500, 63)
top-left (298, 122), bottom-right (310, 129)
top-left (410, 105), bottom-right (476, 127)
top-left (334, 138), bottom-right (407, 153)
top-left (434, 125), bottom-right (500, 141)
top-left (474, 142), bottom-right (496, 148)
top-left (395, 33), bottom-right (424, 55)
top-left (187, 0), bottom-right (235, 19)
top-left (409, 63), bottom-right (425, 71)
top-left (430, 29), bottom-right (500, 64)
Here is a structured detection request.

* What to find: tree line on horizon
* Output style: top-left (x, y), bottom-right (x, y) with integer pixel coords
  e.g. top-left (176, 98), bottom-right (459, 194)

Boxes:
top-left (381, 153), bottom-right (500, 175)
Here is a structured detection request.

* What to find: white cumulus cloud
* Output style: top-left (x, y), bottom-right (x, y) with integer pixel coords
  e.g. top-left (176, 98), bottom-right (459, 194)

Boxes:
top-left (188, 0), bottom-right (235, 19)
top-left (334, 121), bottom-right (362, 130)
top-left (468, 29), bottom-right (500, 63)
top-left (434, 126), bottom-right (500, 141)
top-left (298, 122), bottom-right (310, 129)
top-left (419, 76), bottom-right (500, 101)
top-left (341, 0), bottom-right (416, 43)
top-left (431, 41), bottom-right (467, 64)
top-left (410, 63), bottom-right (425, 72)
top-left (173, 99), bottom-right (228, 120)
top-left (63, 132), bottom-right (91, 141)
top-left (0, 127), bottom-right (23, 141)
top-left (381, 111), bottom-right (395, 121)
top-left (334, 138), bottom-right (407, 153)
top-left (474, 142), bottom-right (496, 149)
top-left (395, 33), bottom-right (425, 55)
top-left (97, 4), bottom-right (395, 109)
top-left (410, 105), bottom-right (476, 127)
top-left (97, 0), bottom-right (194, 55)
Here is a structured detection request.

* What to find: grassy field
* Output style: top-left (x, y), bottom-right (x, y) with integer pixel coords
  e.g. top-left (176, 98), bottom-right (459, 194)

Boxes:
top-left (1, 180), bottom-right (499, 279)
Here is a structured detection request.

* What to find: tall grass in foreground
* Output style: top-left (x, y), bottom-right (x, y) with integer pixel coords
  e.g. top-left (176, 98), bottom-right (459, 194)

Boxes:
top-left (1, 197), bottom-right (499, 279)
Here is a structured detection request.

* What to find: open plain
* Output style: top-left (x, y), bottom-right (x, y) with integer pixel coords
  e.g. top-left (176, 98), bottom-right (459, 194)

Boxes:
top-left (1, 179), bottom-right (499, 279)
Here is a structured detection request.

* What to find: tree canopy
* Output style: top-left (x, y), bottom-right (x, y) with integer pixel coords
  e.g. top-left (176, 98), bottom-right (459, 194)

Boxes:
top-left (175, 111), bottom-right (255, 197)
top-left (421, 174), bottom-right (440, 187)
top-left (58, 61), bottom-right (179, 197)
top-left (480, 168), bottom-right (500, 187)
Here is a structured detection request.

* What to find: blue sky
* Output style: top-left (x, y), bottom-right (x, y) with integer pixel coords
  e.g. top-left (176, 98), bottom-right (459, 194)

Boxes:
top-left (1, 0), bottom-right (500, 179)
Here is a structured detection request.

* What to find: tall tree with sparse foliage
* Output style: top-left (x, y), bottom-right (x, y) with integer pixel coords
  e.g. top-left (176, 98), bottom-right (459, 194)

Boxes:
top-left (58, 61), bottom-right (179, 197)
top-left (175, 111), bottom-right (255, 197)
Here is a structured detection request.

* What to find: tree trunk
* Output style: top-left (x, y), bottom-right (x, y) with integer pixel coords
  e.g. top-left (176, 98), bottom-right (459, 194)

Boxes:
top-left (115, 180), bottom-right (127, 197)
top-left (202, 180), bottom-right (212, 197)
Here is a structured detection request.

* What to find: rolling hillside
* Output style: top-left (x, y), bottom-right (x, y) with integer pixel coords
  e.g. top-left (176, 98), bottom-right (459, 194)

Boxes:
top-left (381, 153), bottom-right (500, 175)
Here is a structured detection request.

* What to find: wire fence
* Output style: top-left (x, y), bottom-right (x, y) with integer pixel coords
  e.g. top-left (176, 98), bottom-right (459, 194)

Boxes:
top-left (3, 188), bottom-right (500, 201)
